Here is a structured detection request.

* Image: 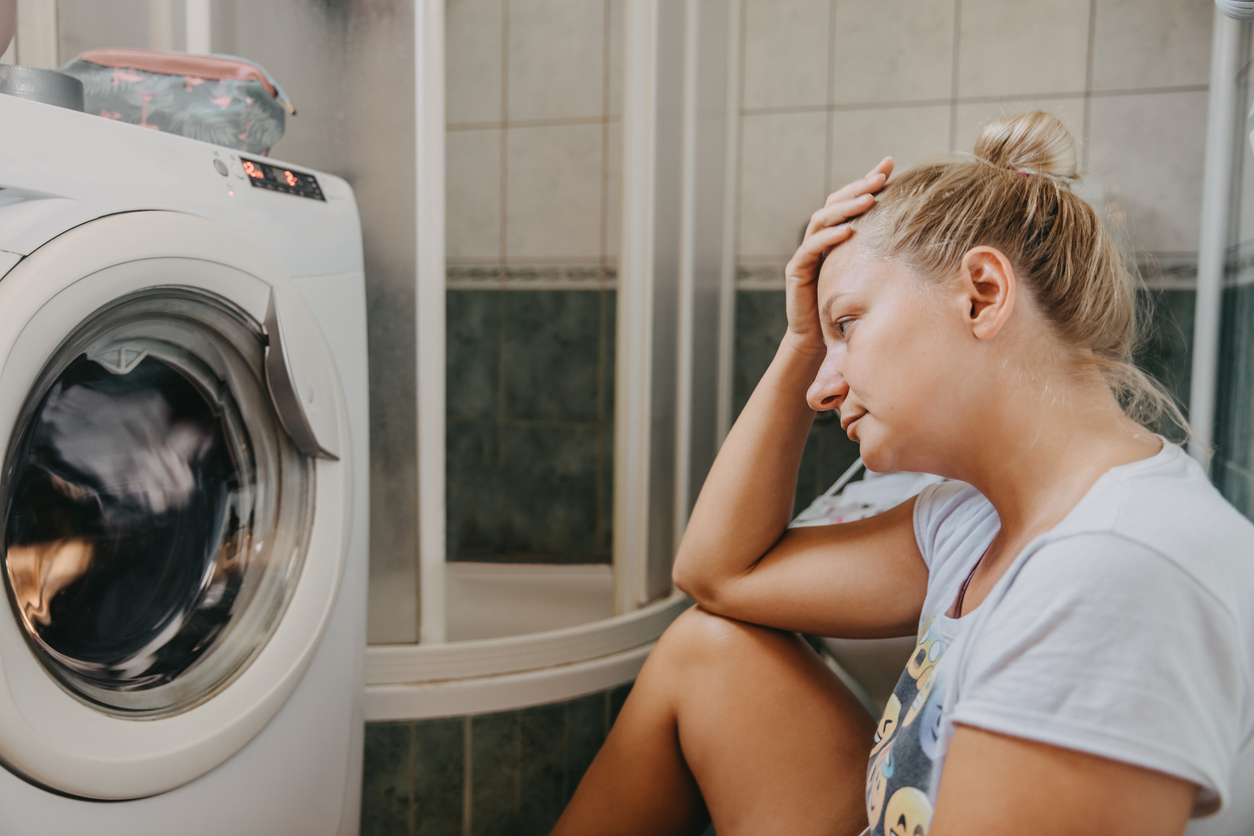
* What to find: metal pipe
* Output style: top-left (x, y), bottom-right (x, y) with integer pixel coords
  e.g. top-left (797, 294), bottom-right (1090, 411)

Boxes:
top-left (1188, 10), bottom-right (1243, 464)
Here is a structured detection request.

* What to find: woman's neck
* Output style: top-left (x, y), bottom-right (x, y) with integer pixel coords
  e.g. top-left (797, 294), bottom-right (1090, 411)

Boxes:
top-left (948, 368), bottom-right (1161, 563)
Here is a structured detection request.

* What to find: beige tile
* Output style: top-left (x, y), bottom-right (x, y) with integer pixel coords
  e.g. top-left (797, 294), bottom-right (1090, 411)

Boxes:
top-left (506, 123), bottom-right (603, 260)
top-left (952, 97), bottom-right (1086, 160)
top-left (829, 105), bottom-right (951, 192)
top-left (1087, 91), bottom-right (1207, 254)
top-left (831, 0), bottom-right (954, 105)
top-left (507, 0), bottom-right (604, 121)
top-left (447, 128), bottom-right (502, 261)
top-left (447, 0), bottom-right (503, 125)
top-left (1237, 133), bottom-right (1254, 249)
top-left (605, 122), bottom-right (621, 261)
top-left (608, 0), bottom-right (622, 119)
top-left (738, 111), bottom-right (829, 259)
top-left (1092, 0), bottom-right (1212, 92)
top-left (741, 0), bottom-right (831, 110)
top-left (956, 0), bottom-right (1090, 99)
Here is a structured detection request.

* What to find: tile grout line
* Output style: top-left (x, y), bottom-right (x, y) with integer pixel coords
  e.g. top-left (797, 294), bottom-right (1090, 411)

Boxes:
top-left (948, 0), bottom-right (961, 153)
top-left (732, 0), bottom-right (748, 286)
top-left (462, 717), bottom-right (473, 836)
top-left (1081, 0), bottom-right (1098, 174)
top-left (734, 85), bottom-right (1210, 119)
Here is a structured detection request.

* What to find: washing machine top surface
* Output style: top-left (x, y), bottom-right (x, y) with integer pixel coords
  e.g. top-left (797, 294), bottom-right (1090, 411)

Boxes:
top-left (0, 93), bottom-right (363, 278)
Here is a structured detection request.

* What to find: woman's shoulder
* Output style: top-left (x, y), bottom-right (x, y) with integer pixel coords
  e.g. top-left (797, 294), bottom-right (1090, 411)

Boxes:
top-left (1051, 442), bottom-right (1254, 615)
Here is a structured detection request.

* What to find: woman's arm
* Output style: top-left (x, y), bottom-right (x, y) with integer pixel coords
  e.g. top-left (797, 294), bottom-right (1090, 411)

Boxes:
top-left (673, 158), bottom-right (929, 639)
top-left (932, 727), bottom-right (1198, 836)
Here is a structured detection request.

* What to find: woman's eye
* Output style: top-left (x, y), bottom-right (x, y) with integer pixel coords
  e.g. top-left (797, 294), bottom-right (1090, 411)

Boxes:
top-left (836, 319), bottom-right (853, 337)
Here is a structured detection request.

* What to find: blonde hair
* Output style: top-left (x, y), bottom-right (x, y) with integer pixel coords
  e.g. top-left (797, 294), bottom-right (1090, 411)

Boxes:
top-left (853, 111), bottom-right (1186, 435)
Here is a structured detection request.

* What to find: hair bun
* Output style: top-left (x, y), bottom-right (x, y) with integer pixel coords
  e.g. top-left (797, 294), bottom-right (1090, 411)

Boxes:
top-left (974, 111), bottom-right (1078, 180)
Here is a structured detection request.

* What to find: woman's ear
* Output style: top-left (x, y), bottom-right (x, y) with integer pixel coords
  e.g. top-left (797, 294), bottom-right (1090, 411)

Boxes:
top-left (960, 246), bottom-right (1016, 341)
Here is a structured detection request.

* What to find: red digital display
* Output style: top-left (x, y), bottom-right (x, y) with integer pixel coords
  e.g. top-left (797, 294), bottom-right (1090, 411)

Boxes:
top-left (239, 157), bottom-right (325, 201)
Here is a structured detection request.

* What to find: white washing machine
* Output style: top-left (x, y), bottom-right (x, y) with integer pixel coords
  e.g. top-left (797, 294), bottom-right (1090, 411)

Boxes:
top-left (0, 91), bottom-right (369, 834)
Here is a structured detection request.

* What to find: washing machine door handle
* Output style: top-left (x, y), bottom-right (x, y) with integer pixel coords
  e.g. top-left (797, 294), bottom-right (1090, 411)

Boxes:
top-left (263, 289), bottom-right (341, 461)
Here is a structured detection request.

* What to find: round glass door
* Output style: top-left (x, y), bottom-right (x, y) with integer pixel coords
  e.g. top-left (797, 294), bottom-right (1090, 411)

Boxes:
top-left (1, 288), bottom-right (314, 717)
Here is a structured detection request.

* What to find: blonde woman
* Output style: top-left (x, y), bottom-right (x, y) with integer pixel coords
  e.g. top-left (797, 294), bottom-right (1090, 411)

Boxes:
top-left (551, 112), bottom-right (1254, 836)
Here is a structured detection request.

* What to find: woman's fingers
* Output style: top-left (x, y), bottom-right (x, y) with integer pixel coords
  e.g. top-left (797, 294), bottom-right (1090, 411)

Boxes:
top-left (786, 223), bottom-right (854, 281)
top-left (806, 192), bottom-right (876, 238)
top-left (824, 157), bottom-right (894, 207)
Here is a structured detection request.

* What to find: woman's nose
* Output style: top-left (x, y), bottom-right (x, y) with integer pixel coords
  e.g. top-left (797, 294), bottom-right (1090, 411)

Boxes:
top-left (806, 349), bottom-right (847, 412)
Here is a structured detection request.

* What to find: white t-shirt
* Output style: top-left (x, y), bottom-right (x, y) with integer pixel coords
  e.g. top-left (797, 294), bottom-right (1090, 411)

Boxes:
top-left (863, 442), bottom-right (1254, 836)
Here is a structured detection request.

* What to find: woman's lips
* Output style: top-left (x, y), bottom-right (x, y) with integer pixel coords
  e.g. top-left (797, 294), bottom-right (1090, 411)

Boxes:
top-left (840, 412), bottom-right (864, 432)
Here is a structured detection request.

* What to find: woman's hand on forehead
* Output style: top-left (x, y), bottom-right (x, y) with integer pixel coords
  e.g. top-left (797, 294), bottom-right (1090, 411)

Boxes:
top-left (783, 157), bottom-right (893, 356)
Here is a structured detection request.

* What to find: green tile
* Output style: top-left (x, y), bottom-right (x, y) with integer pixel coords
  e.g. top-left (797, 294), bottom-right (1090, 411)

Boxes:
top-left (471, 711), bottom-right (519, 836)
top-left (446, 420), bottom-right (509, 561)
top-left (498, 423), bottom-right (603, 561)
top-left (362, 722), bottom-right (412, 836)
top-left (566, 692), bottom-right (608, 795)
top-left (518, 703), bottom-right (569, 836)
top-left (595, 424), bottom-right (614, 558)
top-left (600, 289), bottom-right (617, 420)
top-left (1216, 282), bottom-right (1254, 519)
top-left (732, 290), bottom-right (787, 419)
top-left (1134, 288), bottom-right (1194, 441)
top-left (608, 682), bottom-right (633, 727)
top-left (448, 290), bottom-right (502, 421)
top-left (413, 717), bottom-right (465, 836)
top-left (503, 290), bottom-right (602, 423)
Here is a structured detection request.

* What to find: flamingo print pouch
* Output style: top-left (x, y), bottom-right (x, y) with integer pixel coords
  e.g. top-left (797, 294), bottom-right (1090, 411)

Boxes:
top-left (59, 48), bottom-right (293, 155)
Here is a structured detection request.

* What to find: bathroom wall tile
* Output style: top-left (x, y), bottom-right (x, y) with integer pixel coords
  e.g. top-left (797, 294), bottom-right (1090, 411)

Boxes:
top-left (518, 703), bottom-right (569, 835)
top-left (506, 124), bottom-right (604, 261)
top-left (605, 122), bottom-right (622, 261)
top-left (447, 420), bottom-right (508, 560)
top-left (566, 692), bottom-right (609, 790)
top-left (499, 424), bottom-right (603, 559)
top-left (412, 718), bottom-right (466, 836)
top-left (503, 290), bottom-right (602, 422)
top-left (361, 722), bottom-right (412, 836)
top-left (801, 417), bottom-right (861, 513)
top-left (607, 0), bottom-right (622, 120)
top-left (448, 290), bottom-right (501, 421)
top-left (1217, 283), bottom-right (1254, 491)
top-left (608, 682), bottom-right (634, 726)
top-left (733, 291), bottom-right (787, 417)
top-left (1135, 288), bottom-right (1195, 430)
top-left (447, 0), bottom-right (503, 124)
top-left (951, 97), bottom-right (1086, 162)
top-left (830, 0), bottom-right (954, 106)
top-left (471, 711), bottom-right (519, 836)
top-left (601, 289), bottom-right (617, 420)
top-left (447, 129), bottom-right (503, 262)
top-left (1091, 0), bottom-right (1212, 92)
top-left (507, 0), bottom-right (605, 121)
top-left (828, 104), bottom-right (950, 193)
top-left (738, 112), bottom-right (829, 259)
top-left (1087, 91), bottom-right (1208, 254)
top-left (956, 0), bottom-right (1090, 99)
top-left (1235, 125), bottom-right (1254, 250)
top-left (741, 0), bottom-right (831, 110)
top-left (596, 423), bottom-right (615, 557)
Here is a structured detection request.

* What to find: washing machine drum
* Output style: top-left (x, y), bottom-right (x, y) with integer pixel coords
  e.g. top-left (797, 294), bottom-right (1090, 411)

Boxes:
top-left (3, 290), bottom-right (313, 717)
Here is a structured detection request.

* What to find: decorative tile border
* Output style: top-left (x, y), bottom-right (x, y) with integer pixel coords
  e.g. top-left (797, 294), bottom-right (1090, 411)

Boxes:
top-left (447, 265), bottom-right (618, 291)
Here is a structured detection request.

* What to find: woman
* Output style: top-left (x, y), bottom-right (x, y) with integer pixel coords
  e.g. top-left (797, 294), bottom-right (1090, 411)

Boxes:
top-left (551, 112), bottom-right (1254, 836)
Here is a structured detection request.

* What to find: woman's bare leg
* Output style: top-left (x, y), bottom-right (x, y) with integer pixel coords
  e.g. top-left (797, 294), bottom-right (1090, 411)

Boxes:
top-left (551, 607), bottom-right (876, 836)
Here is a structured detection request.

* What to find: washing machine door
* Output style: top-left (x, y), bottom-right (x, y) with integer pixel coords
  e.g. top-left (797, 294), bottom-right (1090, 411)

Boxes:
top-left (0, 212), bottom-right (351, 800)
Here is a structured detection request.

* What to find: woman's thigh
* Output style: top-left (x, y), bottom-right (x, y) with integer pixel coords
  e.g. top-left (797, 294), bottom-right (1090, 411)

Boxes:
top-left (555, 607), bottom-right (876, 836)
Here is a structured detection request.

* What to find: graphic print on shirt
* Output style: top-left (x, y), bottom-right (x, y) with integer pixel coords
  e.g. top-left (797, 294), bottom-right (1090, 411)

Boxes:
top-left (866, 618), bottom-right (944, 836)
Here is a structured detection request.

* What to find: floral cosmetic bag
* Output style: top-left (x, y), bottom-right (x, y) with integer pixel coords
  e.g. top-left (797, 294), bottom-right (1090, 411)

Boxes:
top-left (59, 48), bottom-right (294, 155)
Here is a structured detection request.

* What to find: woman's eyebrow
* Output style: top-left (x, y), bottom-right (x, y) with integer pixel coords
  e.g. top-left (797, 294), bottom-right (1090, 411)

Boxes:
top-left (820, 291), bottom-right (847, 323)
